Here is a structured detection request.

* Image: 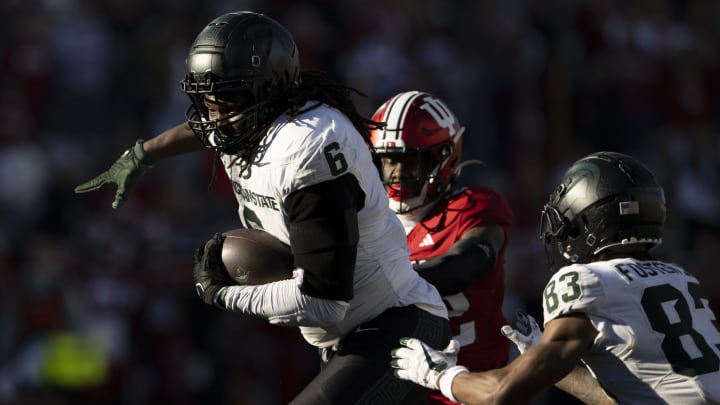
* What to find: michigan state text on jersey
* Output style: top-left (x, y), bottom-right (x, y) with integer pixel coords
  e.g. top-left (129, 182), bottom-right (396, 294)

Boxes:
top-left (76, 11), bottom-right (452, 405)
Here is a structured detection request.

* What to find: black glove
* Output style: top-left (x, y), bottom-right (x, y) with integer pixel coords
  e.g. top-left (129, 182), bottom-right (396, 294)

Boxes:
top-left (193, 233), bottom-right (235, 307)
top-left (74, 140), bottom-right (154, 209)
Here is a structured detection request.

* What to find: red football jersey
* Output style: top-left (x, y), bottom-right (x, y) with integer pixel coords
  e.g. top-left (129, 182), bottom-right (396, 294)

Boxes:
top-left (408, 187), bottom-right (513, 404)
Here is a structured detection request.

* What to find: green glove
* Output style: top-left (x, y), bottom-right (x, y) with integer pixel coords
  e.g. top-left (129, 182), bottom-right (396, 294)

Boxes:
top-left (74, 141), bottom-right (153, 209)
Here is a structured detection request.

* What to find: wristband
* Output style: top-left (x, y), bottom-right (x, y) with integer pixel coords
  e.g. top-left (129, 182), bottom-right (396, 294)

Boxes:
top-left (439, 365), bottom-right (468, 403)
top-left (133, 139), bottom-right (155, 166)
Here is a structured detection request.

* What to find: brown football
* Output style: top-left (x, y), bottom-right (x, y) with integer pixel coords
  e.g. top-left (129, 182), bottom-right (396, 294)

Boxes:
top-left (221, 228), bottom-right (293, 285)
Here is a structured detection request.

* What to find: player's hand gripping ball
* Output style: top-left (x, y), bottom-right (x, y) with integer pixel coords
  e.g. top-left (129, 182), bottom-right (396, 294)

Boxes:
top-left (221, 228), bottom-right (293, 285)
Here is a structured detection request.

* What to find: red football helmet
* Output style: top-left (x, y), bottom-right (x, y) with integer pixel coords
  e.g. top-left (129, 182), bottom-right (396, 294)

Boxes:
top-left (370, 91), bottom-right (465, 213)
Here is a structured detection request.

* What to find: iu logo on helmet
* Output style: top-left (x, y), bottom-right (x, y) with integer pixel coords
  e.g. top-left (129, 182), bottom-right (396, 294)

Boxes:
top-left (419, 96), bottom-right (457, 136)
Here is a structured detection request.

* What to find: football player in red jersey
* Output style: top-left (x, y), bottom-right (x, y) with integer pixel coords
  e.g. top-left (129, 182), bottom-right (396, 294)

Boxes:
top-left (370, 91), bottom-right (513, 404)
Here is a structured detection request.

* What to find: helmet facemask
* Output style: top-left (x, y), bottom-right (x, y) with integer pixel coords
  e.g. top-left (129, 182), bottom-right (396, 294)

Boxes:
top-left (179, 11), bottom-right (300, 158)
top-left (539, 202), bottom-right (574, 271)
top-left (182, 83), bottom-right (263, 155)
top-left (379, 142), bottom-right (455, 214)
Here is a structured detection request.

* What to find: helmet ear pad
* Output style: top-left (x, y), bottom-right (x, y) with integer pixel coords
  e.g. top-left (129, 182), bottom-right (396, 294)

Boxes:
top-left (561, 199), bottom-right (613, 263)
top-left (541, 204), bottom-right (583, 265)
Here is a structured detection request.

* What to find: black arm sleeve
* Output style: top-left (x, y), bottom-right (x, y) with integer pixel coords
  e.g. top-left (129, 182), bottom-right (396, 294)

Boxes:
top-left (284, 174), bottom-right (365, 301)
top-left (414, 237), bottom-right (497, 296)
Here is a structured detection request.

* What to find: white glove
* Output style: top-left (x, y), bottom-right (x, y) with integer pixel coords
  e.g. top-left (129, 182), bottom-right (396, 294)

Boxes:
top-left (500, 310), bottom-right (542, 353)
top-left (390, 338), bottom-right (460, 390)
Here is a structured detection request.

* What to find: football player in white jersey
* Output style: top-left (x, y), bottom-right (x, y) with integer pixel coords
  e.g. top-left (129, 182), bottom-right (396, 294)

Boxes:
top-left (74, 11), bottom-right (451, 404)
top-left (391, 151), bottom-right (720, 404)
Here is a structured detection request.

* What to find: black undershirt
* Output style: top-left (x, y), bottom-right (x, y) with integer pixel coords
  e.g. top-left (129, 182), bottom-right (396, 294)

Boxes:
top-left (284, 174), bottom-right (364, 301)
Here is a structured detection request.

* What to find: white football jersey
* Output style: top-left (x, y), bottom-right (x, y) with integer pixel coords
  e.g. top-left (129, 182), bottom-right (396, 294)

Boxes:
top-left (543, 258), bottom-right (720, 404)
top-left (220, 103), bottom-right (447, 347)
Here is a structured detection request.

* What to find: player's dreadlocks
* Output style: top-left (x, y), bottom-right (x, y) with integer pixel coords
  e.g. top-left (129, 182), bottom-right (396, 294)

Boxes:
top-left (288, 70), bottom-right (382, 141)
top-left (221, 70), bottom-right (383, 178)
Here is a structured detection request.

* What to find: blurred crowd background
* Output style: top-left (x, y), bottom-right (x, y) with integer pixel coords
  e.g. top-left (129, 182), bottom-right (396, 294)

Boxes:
top-left (1, 0), bottom-right (719, 404)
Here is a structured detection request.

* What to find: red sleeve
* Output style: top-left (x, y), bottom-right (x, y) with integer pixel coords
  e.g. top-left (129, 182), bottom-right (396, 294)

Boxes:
top-left (455, 187), bottom-right (513, 236)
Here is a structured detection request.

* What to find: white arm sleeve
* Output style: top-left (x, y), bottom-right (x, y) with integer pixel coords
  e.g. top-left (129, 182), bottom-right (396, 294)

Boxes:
top-left (217, 279), bottom-right (350, 327)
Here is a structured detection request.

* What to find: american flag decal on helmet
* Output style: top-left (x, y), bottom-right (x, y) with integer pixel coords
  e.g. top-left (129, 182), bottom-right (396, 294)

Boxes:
top-left (619, 201), bottom-right (640, 215)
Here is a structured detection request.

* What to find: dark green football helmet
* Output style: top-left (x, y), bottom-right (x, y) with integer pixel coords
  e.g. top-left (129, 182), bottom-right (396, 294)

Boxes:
top-left (180, 11), bottom-right (300, 154)
top-left (540, 152), bottom-right (666, 270)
